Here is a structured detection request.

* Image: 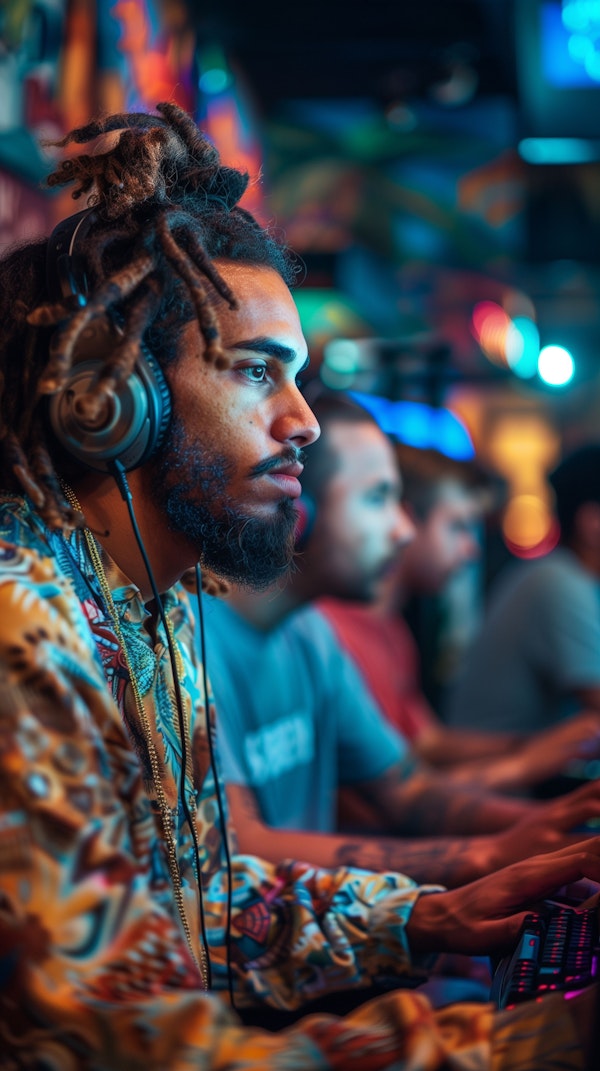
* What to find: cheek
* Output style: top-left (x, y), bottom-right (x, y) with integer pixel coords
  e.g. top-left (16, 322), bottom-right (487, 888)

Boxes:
top-left (196, 390), bottom-right (248, 450)
top-left (320, 512), bottom-right (357, 567)
top-left (348, 524), bottom-right (376, 562)
top-left (347, 528), bottom-right (375, 565)
top-left (172, 360), bottom-right (233, 430)
top-left (224, 417), bottom-right (263, 464)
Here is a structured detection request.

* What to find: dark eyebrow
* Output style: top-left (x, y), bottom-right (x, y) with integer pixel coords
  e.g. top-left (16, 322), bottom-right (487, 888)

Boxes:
top-left (235, 337), bottom-right (310, 372)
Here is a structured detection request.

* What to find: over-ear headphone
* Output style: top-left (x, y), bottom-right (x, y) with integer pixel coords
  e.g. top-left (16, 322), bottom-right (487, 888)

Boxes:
top-left (45, 207), bottom-right (171, 472)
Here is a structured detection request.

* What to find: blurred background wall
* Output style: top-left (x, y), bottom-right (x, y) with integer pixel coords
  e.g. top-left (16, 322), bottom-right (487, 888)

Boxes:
top-left (3, 0), bottom-right (600, 700)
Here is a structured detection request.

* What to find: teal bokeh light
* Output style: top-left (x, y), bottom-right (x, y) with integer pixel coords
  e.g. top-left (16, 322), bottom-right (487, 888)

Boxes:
top-left (506, 317), bottom-right (540, 378)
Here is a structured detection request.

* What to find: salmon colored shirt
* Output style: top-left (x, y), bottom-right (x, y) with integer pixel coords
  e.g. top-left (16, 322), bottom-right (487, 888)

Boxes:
top-left (319, 598), bottom-right (437, 741)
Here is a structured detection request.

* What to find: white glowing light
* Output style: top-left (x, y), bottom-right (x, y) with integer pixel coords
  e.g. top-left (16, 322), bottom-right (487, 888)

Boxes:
top-left (538, 344), bottom-right (575, 386)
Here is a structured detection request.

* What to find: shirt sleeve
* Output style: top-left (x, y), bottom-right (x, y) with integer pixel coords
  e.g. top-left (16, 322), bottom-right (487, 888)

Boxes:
top-left (296, 609), bottom-right (416, 785)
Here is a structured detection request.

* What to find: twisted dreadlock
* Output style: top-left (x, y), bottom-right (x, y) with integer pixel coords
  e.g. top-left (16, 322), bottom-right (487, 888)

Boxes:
top-left (0, 102), bottom-right (297, 530)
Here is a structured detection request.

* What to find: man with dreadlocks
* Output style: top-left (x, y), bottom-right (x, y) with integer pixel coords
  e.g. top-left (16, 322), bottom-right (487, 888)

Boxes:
top-left (0, 103), bottom-right (599, 1069)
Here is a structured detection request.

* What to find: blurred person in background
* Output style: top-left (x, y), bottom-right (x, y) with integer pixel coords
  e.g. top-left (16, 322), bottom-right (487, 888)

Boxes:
top-left (204, 392), bottom-right (600, 891)
top-left (446, 443), bottom-right (600, 740)
top-left (321, 443), bottom-right (600, 793)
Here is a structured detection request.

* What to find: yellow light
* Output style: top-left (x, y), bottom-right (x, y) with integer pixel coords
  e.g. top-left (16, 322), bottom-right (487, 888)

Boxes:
top-left (502, 494), bottom-right (553, 549)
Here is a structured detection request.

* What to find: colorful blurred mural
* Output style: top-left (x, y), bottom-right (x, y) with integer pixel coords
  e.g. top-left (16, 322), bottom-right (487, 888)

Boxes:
top-left (0, 0), bottom-right (263, 241)
top-left (3, 0), bottom-right (600, 565)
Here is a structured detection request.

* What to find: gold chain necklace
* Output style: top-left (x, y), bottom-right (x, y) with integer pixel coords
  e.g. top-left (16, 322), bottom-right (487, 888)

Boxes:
top-left (61, 482), bottom-right (208, 988)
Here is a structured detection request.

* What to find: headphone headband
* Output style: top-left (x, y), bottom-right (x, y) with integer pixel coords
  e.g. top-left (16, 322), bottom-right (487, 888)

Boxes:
top-left (46, 207), bottom-right (97, 304)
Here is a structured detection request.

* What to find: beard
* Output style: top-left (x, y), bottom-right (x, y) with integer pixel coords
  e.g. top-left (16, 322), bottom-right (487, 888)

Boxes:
top-left (150, 417), bottom-right (298, 589)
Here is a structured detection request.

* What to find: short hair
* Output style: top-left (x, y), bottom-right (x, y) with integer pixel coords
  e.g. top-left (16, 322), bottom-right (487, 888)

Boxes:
top-left (300, 390), bottom-right (380, 504)
top-left (395, 443), bottom-right (495, 520)
top-left (0, 102), bottom-right (297, 530)
top-left (549, 442), bottom-right (600, 544)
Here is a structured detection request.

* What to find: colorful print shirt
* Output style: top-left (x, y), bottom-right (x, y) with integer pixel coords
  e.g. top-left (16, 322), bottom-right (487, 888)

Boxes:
top-left (0, 495), bottom-right (587, 1069)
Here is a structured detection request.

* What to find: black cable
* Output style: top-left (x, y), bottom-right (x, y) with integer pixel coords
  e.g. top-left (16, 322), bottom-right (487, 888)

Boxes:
top-left (194, 562), bottom-right (236, 1010)
top-left (110, 460), bottom-right (213, 989)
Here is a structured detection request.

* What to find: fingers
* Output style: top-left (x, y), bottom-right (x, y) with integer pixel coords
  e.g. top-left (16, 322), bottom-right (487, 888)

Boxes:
top-left (470, 840), bottom-right (600, 919)
top-left (538, 783), bottom-right (600, 833)
top-left (572, 709), bottom-right (600, 731)
top-left (500, 839), bottom-right (600, 908)
top-left (555, 878), bottom-right (600, 904)
top-left (409, 839), bottom-right (600, 957)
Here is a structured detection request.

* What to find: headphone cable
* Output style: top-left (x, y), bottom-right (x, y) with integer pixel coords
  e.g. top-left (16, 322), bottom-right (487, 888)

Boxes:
top-left (194, 562), bottom-right (236, 1009)
top-left (110, 460), bottom-right (213, 990)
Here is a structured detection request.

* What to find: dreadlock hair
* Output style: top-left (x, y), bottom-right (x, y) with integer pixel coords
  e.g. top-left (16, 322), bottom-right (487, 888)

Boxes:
top-left (0, 101), bottom-right (297, 531)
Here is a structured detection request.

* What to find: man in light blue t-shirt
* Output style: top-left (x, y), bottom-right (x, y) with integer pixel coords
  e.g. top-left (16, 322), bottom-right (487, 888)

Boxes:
top-left (204, 594), bottom-right (414, 833)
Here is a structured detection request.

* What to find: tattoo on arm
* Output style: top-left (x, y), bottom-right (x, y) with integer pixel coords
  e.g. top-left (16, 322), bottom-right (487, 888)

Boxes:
top-left (332, 835), bottom-right (486, 887)
top-left (362, 766), bottom-right (524, 837)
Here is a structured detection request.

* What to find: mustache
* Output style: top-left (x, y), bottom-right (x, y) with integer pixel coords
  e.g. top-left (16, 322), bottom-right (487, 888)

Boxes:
top-left (250, 447), bottom-right (307, 478)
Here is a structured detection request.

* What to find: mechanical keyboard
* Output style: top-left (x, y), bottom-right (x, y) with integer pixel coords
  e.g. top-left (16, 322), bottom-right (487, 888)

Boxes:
top-left (491, 901), bottom-right (600, 1009)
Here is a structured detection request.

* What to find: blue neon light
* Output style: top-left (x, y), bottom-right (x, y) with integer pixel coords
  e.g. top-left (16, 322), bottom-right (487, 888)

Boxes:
top-left (349, 392), bottom-right (475, 460)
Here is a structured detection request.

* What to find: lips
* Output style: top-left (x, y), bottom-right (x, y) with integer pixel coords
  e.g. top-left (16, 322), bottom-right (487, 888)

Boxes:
top-left (267, 463), bottom-right (304, 498)
top-left (269, 460), bottom-right (304, 480)
top-left (252, 453), bottom-right (305, 499)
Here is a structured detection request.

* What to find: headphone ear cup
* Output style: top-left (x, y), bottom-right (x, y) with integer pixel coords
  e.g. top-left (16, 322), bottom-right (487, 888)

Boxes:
top-left (294, 492), bottom-right (316, 550)
top-left (48, 319), bottom-right (171, 473)
top-left (45, 207), bottom-right (172, 472)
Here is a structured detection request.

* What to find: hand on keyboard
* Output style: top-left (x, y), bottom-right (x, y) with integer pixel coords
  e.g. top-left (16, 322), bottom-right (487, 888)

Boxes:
top-left (491, 900), bottom-right (599, 1008)
top-left (406, 838), bottom-right (600, 958)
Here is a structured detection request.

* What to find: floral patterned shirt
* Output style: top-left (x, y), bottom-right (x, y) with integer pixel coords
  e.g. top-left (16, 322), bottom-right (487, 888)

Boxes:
top-left (0, 495), bottom-right (589, 1069)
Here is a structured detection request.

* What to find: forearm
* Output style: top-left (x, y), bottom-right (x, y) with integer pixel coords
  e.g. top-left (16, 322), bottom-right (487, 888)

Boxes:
top-left (379, 770), bottom-right (533, 837)
top-left (415, 725), bottom-right (524, 769)
top-left (441, 752), bottom-right (536, 794)
top-left (330, 831), bottom-right (498, 886)
top-left (444, 723), bottom-right (600, 796)
top-left (232, 812), bottom-right (497, 887)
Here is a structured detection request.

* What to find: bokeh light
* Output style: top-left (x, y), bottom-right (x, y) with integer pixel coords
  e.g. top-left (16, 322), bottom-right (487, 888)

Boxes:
top-left (506, 317), bottom-right (540, 378)
top-left (538, 344), bottom-right (575, 386)
top-left (470, 300), bottom-right (511, 366)
top-left (502, 493), bottom-right (557, 555)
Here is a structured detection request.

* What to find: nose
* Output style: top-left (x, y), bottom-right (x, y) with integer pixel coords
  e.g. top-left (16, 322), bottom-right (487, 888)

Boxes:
top-left (462, 529), bottom-right (481, 562)
top-left (274, 386), bottom-right (321, 449)
top-left (393, 503), bottom-right (416, 548)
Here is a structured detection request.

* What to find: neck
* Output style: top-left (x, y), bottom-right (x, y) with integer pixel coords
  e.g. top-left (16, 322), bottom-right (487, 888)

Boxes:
top-left (376, 560), bottom-right (409, 615)
top-left (69, 468), bottom-right (197, 602)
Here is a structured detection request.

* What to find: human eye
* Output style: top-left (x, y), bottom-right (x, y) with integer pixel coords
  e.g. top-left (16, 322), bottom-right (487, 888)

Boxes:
top-left (238, 361), bottom-right (268, 384)
top-left (365, 486), bottom-right (389, 506)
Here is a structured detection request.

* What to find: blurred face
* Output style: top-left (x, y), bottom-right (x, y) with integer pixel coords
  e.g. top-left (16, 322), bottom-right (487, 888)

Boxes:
top-left (308, 420), bottom-right (415, 601)
top-left (402, 479), bottom-right (481, 594)
top-left (151, 261), bottom-right (320, 587)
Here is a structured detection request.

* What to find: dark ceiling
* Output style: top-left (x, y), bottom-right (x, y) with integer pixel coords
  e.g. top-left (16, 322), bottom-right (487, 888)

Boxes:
top-left (191, 0), bottom-right (517, 113)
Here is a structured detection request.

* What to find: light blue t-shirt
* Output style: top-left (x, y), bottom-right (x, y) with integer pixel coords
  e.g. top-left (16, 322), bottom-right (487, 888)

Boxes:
top-left (201, 596), bottom-right (413, 832)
